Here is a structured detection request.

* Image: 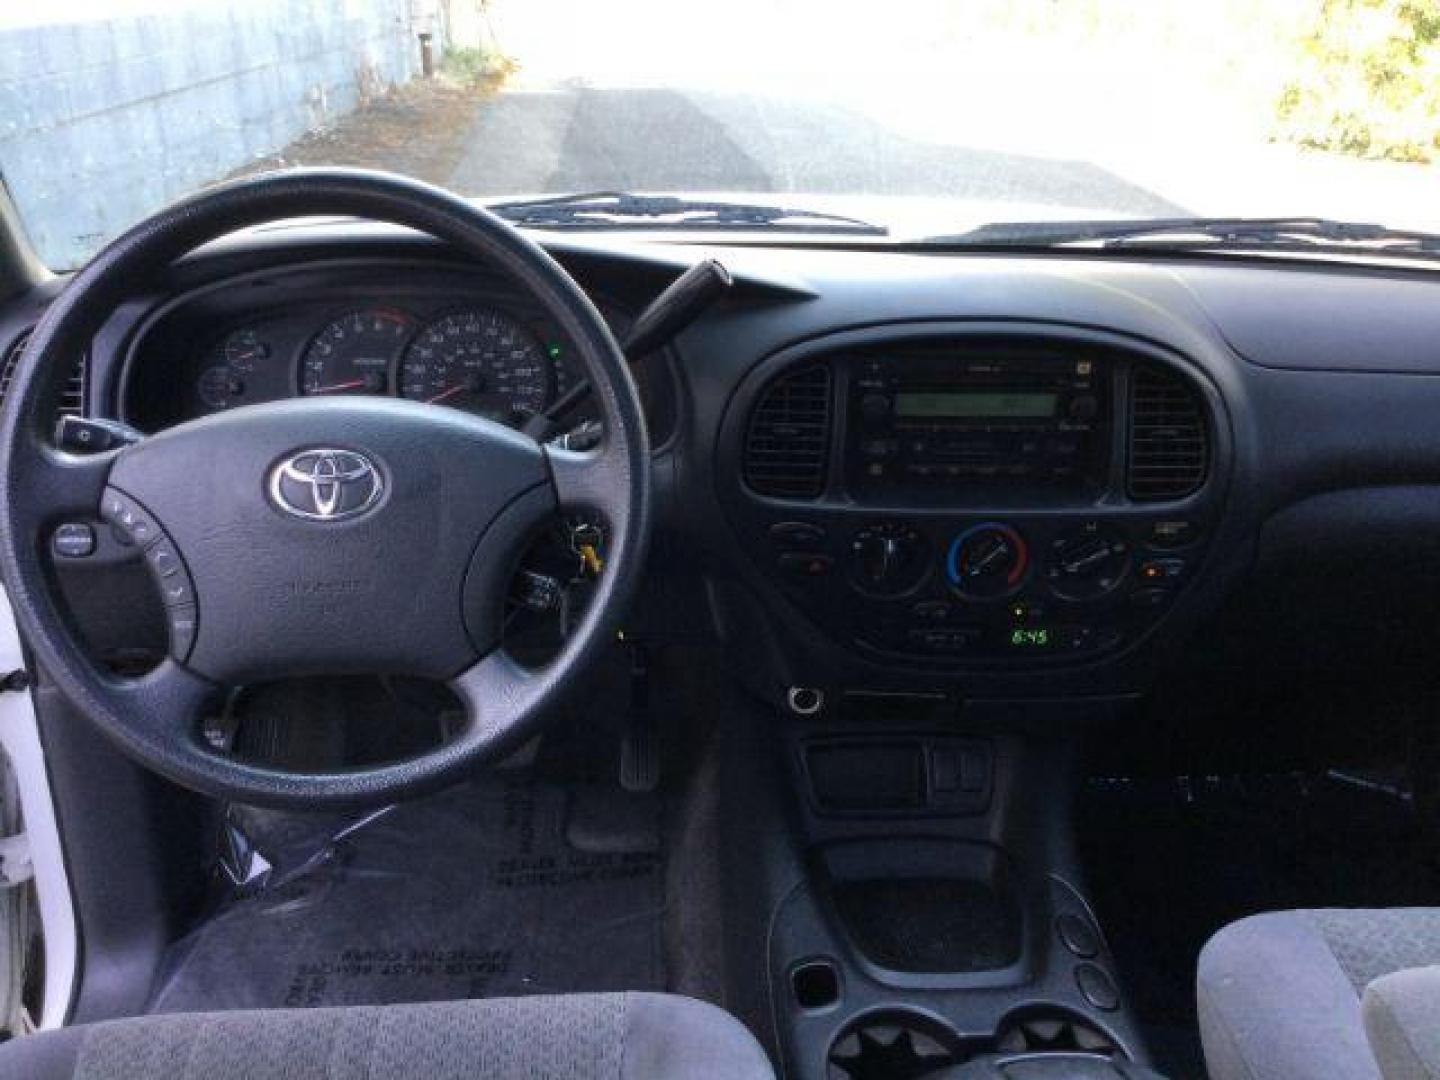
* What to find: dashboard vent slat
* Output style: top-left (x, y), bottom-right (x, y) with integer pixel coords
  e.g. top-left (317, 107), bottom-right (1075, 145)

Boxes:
top-left (743, 364), bottom-right (832, 498)
top-left (0, 329), bottom-right (88, 420)
top-left (1128, 365), bottom-right (1208, 500)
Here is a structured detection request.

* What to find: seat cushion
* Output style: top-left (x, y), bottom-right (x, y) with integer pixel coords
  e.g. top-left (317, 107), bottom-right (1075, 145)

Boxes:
top-left (0, 992), bottom-right (775, 1080)
top-left (1362, 966), bottom-right (1440, 1080)
top-left (1197, 909), bottom-right (1440, 1080)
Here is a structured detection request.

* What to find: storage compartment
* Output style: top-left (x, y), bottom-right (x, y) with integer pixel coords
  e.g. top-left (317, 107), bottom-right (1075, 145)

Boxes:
top-left (818, 838), bottom-right (1023, 975)
top-left (803, 736), bottom-right (993, 816)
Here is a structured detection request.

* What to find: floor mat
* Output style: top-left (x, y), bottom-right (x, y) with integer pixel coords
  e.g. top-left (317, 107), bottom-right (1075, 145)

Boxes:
top-left (148, 776), bottom-right (665, 1013)
top-left (1080, 771), bottom-right (1440, 1080)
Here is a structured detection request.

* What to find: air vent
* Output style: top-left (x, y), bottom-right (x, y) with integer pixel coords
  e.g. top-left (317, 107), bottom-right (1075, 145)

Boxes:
top-left (0, 329), bottom-right (87, 419)
top-left (743, 364), bottom-right (832, 498)
top-left (1128, 365), bottom-right (1208, 500)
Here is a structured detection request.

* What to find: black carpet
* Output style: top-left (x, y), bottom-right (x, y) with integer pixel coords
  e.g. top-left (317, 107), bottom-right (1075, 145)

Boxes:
top-left (149, 776), bottom-right (665, 1013)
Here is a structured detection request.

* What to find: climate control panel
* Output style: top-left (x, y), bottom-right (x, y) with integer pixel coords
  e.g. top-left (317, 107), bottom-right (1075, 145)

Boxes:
top-left (763, 513), bottom-right (1206, 665)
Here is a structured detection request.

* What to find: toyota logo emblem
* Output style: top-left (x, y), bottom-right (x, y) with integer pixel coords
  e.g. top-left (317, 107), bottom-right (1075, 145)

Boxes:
top-left (268, 449), bottom-right (384, 521)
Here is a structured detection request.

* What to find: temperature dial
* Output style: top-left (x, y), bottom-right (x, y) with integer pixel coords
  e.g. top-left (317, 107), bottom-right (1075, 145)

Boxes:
top-left (1045, 526), bottom-right (1131, 600)
top-left (946, 523), bottom-right (1030, 599)
top-left (849, 524), bottom-right (929, 596)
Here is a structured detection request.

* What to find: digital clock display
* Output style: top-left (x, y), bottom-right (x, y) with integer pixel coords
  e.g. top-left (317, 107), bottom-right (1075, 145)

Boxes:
top-left (1008, 627), bottom-right (1053, 648)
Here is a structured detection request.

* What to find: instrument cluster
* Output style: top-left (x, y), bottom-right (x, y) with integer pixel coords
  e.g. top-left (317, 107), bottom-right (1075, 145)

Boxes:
top-left (181, 302), bottom-right (580, 427)
top-left (117, 262), bottom-right (648, 434)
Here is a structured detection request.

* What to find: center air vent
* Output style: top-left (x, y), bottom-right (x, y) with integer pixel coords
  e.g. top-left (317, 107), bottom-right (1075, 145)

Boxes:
top-left (0, 329), bottom-right (87, 420)
top-left (1128, 364), bottom-right (1208, 500)
top-left (743, 364), bottom-right (832, 498)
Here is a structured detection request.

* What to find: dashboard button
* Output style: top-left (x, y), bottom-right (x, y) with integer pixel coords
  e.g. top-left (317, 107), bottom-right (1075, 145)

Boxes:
top-left (907, 626), bottom-right (982, 653)
top-left (1148, 520), bottom-right (1199, 549)
top-left (1057, 914), bottom-right (1100, 959)
top-left (1138, 557), bottom-right (1186, 582)
top-left (1129, 587), bottom-right (1172, 609)
top-left (859, 393), bottom-right (891, 425)
top-left (778, 553), bottom-right (833, 578)
top-left (770, 522), bottom-right (826, 550)
top-left (1075, 963), bottom-right (1120, 1011)
top-left (911, 600), bottom-right (950, 622)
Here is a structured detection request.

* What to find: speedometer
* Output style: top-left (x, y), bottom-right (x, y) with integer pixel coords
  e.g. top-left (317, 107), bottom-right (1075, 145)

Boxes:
top-left (399, 308), bottom-right (550, 423)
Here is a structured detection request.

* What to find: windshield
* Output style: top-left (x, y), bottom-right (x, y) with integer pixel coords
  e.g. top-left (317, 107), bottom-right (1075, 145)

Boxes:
top-left (3, 0), bottom-right (1438, 269)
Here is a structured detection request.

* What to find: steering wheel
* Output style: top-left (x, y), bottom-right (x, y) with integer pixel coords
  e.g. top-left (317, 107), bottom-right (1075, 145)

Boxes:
top-left (0, 169), bottom-right (650, 807)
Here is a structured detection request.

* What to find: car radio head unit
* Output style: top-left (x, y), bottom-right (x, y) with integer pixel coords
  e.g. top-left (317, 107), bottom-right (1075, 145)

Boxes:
top-left (846, 343), bottom-right (1111, 496)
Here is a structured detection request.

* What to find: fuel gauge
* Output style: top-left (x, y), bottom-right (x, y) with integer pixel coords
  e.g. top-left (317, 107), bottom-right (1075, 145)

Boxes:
top-left (196, 325), bottom-right (275, 411)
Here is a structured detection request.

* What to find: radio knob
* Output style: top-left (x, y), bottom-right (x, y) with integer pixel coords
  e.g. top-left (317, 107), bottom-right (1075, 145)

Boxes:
top-left (1068, 394), bottom-right (1099, 421)
top-left (946, 523), bottom-right (1030, 599)
top-left (850, 524), bottom-right (929, 596)
top-left (860, 393), bottom-right (892, 425)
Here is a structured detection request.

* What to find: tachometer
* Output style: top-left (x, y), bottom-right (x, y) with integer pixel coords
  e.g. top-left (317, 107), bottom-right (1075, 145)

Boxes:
top-left (399, 308), bottom-right (549, 423)
top-left (301, 308), bottom-right (412, 396)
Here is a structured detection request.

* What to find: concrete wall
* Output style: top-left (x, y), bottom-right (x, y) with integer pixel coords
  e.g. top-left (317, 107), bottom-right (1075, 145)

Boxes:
top-left (0, 1), bottom-right (426, 270)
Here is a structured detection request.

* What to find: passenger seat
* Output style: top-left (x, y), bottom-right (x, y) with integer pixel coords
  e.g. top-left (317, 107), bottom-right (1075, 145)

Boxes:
top-left (1198, 909), bottom-right (1440, 1079)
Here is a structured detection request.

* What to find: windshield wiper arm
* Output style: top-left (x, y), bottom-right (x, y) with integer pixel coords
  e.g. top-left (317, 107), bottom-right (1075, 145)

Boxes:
top-left (925, 216), bottom-right (1440, 256)
top-left (487, 191), bottom-right (887, 235)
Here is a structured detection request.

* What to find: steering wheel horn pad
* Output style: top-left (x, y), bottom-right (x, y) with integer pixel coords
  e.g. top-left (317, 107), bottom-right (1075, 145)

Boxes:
top-left (107, 396), bottom-right (552, 684)
top-left (0, 169), bottom-right (651, 807)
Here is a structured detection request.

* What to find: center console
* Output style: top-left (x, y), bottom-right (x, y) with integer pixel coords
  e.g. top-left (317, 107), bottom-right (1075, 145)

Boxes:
top-left (724, 324), bottom-right (1223, 671)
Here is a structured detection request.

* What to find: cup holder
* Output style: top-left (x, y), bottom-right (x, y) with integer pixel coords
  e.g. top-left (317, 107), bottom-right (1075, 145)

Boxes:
top-left (827, 1008), bottom-right (1124, 1079)
top-left (995, 1008), bottom-right (1117, 1055)
top-left (827, 1010), bottom-right (962, 1079)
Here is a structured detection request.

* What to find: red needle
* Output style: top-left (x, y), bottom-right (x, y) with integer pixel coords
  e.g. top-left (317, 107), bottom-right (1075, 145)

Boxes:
top-left (309, 378), bottom-right (368, 394)
top-left (426, 384), bottom-right (467, 405)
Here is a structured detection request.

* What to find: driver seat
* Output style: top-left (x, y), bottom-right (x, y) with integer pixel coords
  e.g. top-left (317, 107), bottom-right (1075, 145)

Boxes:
top-left (0, 992), bottom-right (775, 1079)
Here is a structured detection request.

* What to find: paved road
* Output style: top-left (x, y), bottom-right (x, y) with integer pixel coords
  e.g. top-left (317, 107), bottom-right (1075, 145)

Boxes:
top-left (447, 86), bottom-right (1187, 220)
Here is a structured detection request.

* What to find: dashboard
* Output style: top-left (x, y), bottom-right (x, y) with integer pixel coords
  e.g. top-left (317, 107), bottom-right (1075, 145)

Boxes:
top-left (12, 222), bottom-right (1440, 714)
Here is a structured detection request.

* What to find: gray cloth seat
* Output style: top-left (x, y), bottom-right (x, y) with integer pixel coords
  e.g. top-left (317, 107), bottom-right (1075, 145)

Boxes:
top-left (0, 992), bottom-right (775, 1080)
top-left (1363, 965), bottom-right (1440, 1080)
top-left (1198, 908), bottom-right (1440, 1080)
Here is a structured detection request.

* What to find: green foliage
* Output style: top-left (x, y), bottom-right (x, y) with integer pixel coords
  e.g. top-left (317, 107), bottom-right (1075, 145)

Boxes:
top-left (440, 45), bottom-right (517, 88)
top-left (1275, 0), bottom-right (1440, 162)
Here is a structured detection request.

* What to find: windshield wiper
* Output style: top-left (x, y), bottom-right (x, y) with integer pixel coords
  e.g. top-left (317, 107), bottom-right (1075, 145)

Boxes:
top-left (924, 216), bottom-right (1440, 259)
top-left (487, 191), bottom-right (887, 236)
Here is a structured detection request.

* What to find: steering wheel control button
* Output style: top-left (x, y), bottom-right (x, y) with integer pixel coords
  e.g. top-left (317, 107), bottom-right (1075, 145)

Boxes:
top-left (1057, 914), bottom-right (1101, 959)
top-left (145, 542), bottom-right (182, 580)
top-left (1075, 963), bottom-right (1120, 1011)
top-left (101, 490), bottom-right (158, 547)
top-left (101, 488), bottom-right (199, 658)
top-left (52, 523), bottom-right (97, 559)
top-left (268, 447), bottom-right (384, 522)
top-left (166, 605), bottom-right (198, 659)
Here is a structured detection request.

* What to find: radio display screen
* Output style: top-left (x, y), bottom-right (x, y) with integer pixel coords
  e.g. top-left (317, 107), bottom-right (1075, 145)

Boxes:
top-left (893, 390), bottom-right (1059, 419)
